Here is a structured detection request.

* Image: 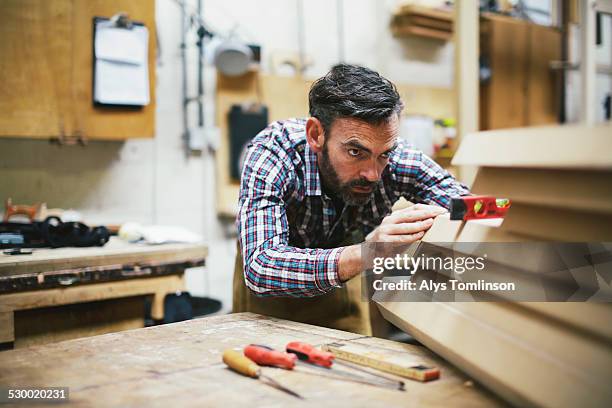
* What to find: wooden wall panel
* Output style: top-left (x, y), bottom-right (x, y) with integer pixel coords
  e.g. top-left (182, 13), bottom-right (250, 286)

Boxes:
top-left (0, 0), bottom-right (75, 138)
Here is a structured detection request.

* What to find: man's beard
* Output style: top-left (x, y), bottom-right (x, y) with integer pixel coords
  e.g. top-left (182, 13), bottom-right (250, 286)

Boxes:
top-left (318, 145), bottom-right (378, 206)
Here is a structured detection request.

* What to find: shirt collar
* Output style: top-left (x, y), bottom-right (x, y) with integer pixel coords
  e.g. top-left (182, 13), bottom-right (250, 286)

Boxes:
top-left (304, 141), bottom-right (322, 196)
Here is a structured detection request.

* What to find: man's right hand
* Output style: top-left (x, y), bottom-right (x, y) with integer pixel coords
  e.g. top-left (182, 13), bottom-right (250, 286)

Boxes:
top-left (338, 204), bottom-right (447, 282)
top-left (365, 203), bottom-right (447, 243)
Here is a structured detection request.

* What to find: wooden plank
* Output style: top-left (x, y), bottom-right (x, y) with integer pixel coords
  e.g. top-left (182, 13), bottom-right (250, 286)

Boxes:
top-left (0, 0), bottom-right (75, 138)
top-left (454, 0), bottom-right (479, 184)
top-left (0, 313), bottom-right (506, 407)
top-left (500, 203), bottom-right (612, 241)
top-left (72, 0), bottom-right (156, 139)
top-left (471, 167), bottom-right (612, 213)
top-left (452, 124), bottom-right (612, 169)
top-left (396, 5), bottom-right (453, 22)
top-left (391, 25), bottom-right (453, 41)
top-left (0, 237), bottom-right (207, 278)
top-left (0, 274), bottom-right (184, 319)
top-left (377, 301), bottom-right (612, 408)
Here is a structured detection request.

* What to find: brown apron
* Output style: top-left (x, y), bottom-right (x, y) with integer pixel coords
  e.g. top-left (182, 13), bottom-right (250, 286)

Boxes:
top-left (232, 241), bottom-right (373, 335)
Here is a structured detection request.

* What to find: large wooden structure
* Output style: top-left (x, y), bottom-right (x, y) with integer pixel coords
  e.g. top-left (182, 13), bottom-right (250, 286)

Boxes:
top-left (376, 123), bottom-right (612, 408)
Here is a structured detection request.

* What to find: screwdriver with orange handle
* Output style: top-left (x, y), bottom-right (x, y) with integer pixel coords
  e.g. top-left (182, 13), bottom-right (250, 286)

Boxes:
top-left (286, 341), bottom-right (335, 367)
top-left (222, 349), bottom-right (303, 399)
top-left (244, 344), bottom-right (297, 369)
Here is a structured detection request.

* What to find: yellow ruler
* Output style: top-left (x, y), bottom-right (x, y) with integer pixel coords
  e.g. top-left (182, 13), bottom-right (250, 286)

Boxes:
top-left (322, 342), bottom-right (440, 382)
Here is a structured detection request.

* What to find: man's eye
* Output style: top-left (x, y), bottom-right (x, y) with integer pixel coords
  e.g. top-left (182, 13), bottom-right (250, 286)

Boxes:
top-left (380, 153), bottom-right (390, 159)
top-left (348, 148), bottom-right (360, 157)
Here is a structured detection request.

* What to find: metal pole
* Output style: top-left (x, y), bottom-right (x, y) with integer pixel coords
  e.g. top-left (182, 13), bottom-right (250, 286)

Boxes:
top-left (197, 0), bottom-right (205, 127)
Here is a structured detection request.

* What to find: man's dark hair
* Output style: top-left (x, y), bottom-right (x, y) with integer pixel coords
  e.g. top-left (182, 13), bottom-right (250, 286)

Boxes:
top-left (308, 64), bottom-right (404, 132)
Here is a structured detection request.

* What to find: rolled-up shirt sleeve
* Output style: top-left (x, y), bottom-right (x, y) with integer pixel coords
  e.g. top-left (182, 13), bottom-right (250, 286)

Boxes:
top-left (237, 143), bottom-right (344, 298)
top-left (391, 146), bottom-right (471, 209)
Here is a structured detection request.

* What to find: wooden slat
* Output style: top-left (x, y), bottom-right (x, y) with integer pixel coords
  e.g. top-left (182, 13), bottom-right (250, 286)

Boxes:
top-left (471, 167), bottom-right (612, 214)
top-left (396, 5), bottom-right (453, 22)
top-left (500, 203), bottom-right (612, 241)
top-left (452, 124), bottom-right (612, 169)
top-left (377, 301), bottom-right (612, 408)
top-left (391, 25), bottom-right (453, 41)
top-left (0, 274), bottom-right (184, 319)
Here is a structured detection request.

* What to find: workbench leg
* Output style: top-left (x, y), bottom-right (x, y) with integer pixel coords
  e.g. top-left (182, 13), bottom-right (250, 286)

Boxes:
top-left (0, 311), bottom-right (15, 343)
top-left (150, 275), bottom-right (185, 321)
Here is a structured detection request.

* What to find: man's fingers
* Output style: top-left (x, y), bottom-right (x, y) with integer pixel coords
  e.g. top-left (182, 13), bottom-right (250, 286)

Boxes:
top-left (383, 209), bottom-right (436, 224)
top-left (387, 231), bottom-right (425, 243)
top-left (410, 203), bottom-right (448, 214)
top-left (383, 204), bottom-right (447, 225)
top-left (384, 218), bottom-right (434, 235)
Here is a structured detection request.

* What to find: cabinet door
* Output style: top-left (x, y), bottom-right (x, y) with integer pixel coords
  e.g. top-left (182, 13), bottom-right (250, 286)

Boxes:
top-left (480, 16), bottom-right (529, 130)
top-left (526, 24), bottom-right (561, 126)
top-left (0, 0), bottom-right (75, 138)
top-left (72, 0), bottom-right (156, 139)
top-left (0, 0), bottom-right (155, 140)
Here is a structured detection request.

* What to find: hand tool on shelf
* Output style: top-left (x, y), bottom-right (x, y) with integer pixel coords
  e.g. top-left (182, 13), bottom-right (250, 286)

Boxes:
top-left (222, 349), bottom-right (303, 399)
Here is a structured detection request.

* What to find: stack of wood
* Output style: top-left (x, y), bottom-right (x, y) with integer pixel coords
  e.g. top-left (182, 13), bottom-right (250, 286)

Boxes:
top-left (390, 4), bottom-right (453, 41)
top-left (376, 124), bottom-right (612, 408)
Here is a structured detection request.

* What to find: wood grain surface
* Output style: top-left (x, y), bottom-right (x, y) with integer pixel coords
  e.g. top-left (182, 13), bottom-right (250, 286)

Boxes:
top-left (0, 313), bottom-right (506, 407)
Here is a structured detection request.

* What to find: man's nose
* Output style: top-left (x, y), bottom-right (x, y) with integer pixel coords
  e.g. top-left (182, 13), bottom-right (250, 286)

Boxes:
top-left (360, 162), bottom-right (381, 183)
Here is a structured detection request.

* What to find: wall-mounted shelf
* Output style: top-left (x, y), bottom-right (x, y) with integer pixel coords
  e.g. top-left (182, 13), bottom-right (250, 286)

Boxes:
top-left (390, 5), bottom-right (453, 41)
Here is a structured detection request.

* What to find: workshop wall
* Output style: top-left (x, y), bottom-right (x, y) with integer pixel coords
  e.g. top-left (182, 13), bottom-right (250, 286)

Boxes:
top-left (0, 0), bottom-right (454, 309)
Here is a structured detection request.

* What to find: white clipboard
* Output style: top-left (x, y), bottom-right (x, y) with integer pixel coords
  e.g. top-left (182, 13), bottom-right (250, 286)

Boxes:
top-left (93, 15), bottom-right (150, 106)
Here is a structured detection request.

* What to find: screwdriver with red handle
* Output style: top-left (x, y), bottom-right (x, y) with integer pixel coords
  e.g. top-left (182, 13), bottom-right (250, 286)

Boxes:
top-left (244, 344), bottom-right (297, 369)
top-left (286, 341), bottom-right (335, 367)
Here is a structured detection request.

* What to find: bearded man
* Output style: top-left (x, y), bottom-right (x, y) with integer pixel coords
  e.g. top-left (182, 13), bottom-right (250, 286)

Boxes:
top-left (233, 64), bottom-right (470, 334)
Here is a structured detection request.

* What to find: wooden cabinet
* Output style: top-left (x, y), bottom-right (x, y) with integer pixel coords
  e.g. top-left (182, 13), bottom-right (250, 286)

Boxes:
top-left (479, 14), bottom-right (562, 130)
top-left (0, 0), bottom-right (155, 140)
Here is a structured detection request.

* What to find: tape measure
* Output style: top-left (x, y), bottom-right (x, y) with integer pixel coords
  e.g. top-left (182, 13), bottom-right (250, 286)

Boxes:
top-left (322, 342), bottom-right (440, 382)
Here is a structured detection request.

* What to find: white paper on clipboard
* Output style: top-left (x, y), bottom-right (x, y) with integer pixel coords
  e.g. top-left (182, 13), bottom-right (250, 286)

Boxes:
top-left (94, 20), bottom-right (150, 106)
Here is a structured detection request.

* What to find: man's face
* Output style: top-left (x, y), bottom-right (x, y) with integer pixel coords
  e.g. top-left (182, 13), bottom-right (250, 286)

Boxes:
top-left (317, 116), bottom-right (399, 206)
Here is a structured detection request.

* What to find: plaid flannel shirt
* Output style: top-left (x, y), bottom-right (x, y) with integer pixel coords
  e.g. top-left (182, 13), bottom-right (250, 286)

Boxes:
top-left (237, 118), bottom-right (470, 297)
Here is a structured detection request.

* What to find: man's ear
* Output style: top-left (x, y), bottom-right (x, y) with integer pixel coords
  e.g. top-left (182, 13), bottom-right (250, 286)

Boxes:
top-left (306, 117), bottom-right (325, 153)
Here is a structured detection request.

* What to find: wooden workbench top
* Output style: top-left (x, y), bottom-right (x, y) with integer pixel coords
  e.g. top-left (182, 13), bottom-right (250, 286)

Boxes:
top-left (0, 237), bottom-right (208, 278)
top-left (0, 313), bottom-right (505, 407)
